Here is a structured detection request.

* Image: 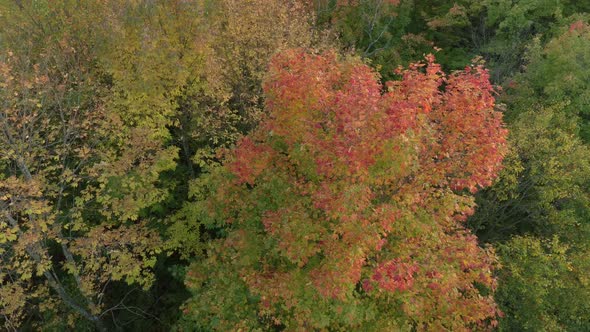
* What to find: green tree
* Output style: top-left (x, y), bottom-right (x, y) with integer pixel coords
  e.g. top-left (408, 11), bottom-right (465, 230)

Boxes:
top-left (314, 0), bottom-right (576, 83)
top-left (496, 236), bottom-right (590, 331)
top-left (310, 0), bottom-right (434, 80)
top-left (503, 22), bottom-right (590, 141)
top-left (468, 21), bottom-right (590, 331)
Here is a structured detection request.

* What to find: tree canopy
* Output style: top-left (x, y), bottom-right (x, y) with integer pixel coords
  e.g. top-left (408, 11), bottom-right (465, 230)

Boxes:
top-left (1, 0), bottom-right (590, 330)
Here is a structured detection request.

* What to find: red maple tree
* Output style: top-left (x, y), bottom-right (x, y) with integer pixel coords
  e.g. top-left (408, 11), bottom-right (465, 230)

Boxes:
top-left (185, 49), bottom-right (508, 330)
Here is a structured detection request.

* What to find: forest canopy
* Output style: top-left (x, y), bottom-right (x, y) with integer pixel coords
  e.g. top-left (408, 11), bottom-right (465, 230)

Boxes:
top-left (1, 0), bottom-right (589, 331)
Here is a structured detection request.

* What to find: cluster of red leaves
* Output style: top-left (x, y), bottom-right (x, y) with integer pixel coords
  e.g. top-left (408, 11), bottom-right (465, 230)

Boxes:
top-left (219, 49), bottom-right (507, 329)
top-left (365, 259), bottom-right (419, 292)
top-left (569, 20), bottom-right (587, 32)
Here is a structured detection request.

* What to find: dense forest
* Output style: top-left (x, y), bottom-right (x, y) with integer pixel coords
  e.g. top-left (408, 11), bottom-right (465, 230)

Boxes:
top-left (1, 0), bottom-right (589, 331)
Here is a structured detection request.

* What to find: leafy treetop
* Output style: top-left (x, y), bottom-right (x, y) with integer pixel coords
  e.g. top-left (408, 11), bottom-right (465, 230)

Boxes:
top-left (182, 49), bottom-right (507, 331)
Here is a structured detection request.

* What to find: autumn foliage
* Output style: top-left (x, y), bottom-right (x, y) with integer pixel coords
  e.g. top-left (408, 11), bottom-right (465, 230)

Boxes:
top-left (183, 50), bottom-right (507, 330)
top-left (4, 0), bottom-right (590, 330)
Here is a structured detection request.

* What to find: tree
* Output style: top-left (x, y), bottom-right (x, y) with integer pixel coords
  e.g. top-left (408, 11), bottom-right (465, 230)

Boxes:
top-left (467, 21), bottom-right (590, 330)
top-left (180, 49), bottom-right (508, 330)
top-left (495, 236), bottom-right (590, 331)
top-left (502, 21), bottom-right (590, 141)
top-left (468, 105), bottom-right (590, 330)
top-left (468, 104), bottom-right (590, 242)
top-left (309, 0), bottom-right (434, 80)
top-left (0, 2), bottom-right (177, 330)
top-left (313, 0), bottom-right (575, 83)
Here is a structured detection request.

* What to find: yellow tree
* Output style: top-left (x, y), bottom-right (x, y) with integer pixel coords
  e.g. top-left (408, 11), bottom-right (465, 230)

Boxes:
top-left (0, 2), bottom-right (177, 330)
